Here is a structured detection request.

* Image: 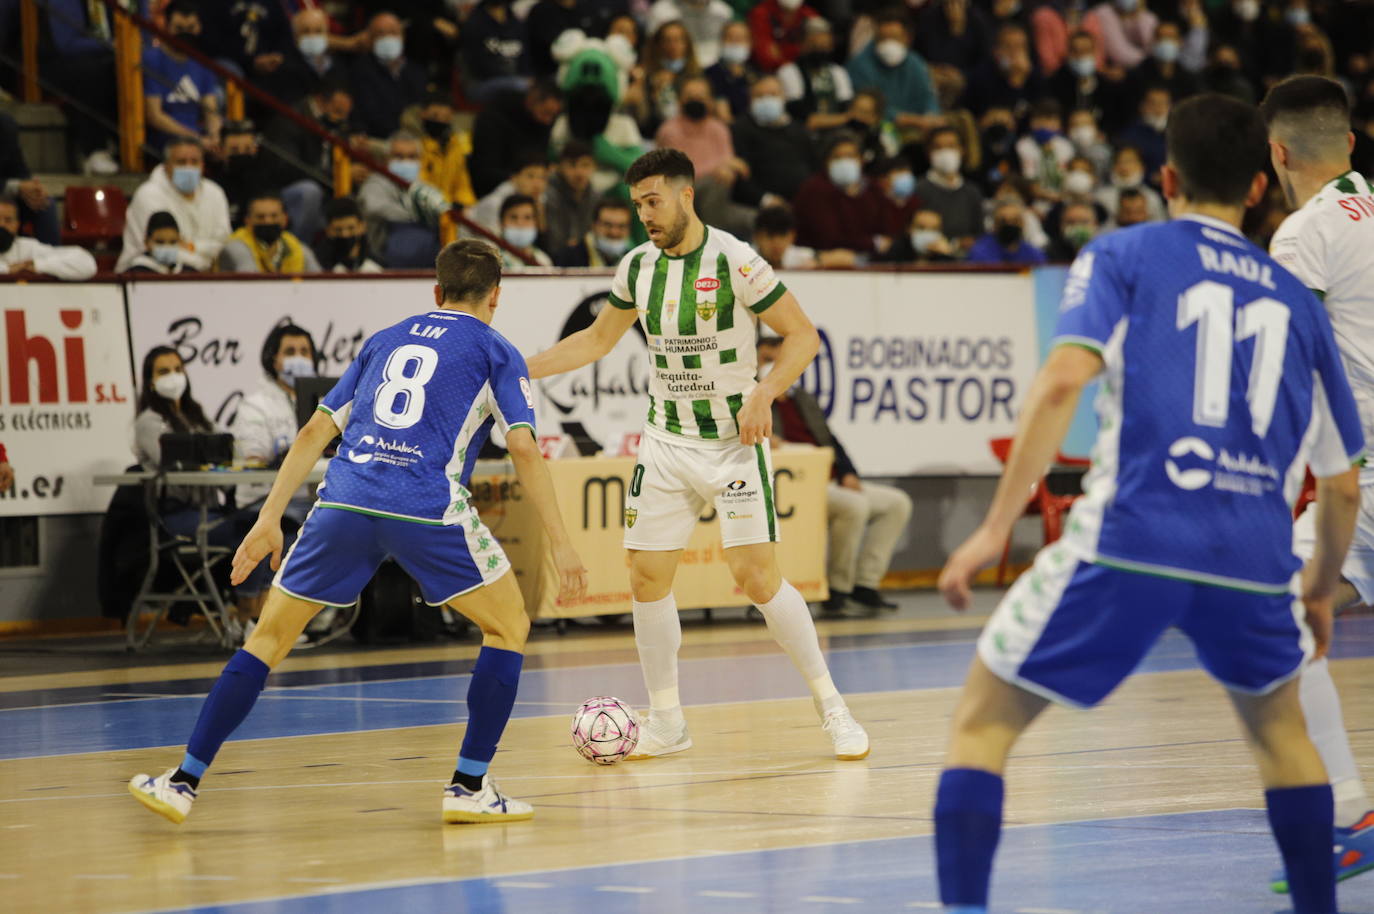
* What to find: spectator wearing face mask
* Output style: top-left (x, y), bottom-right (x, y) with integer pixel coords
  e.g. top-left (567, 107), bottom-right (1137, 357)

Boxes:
top-left (219, 194), bottom-right (321, 274)
top-left (359, 131), bottom-right (447, 268)
top-left (707, 21), bottom-right (759, 119)
top-left (1047, 200), bottom-right (1100, 261)
top-left (640, 22), bottom-right (703, 135)
top-left (967, 198), bottom-right (1046, 265)
top-left (748, 0), bottom-right (818, 73)
top-left (470, 155), bottom-right (550, 237)
top-left (1199, 43), bottom-right (1256, 105)
top-left (1213, 0), bottom-right (1297, 89)
top-left (406, 92), bottom-right (477, 209)
top-left (124, 210), bottom-right (198, 275)
top-left (1050, 30), bottom-right (1130, 134)
top-left (752, 204), bottom-right (857, 269)
top-left (141, 0), bottom-right (222, 150)
top-left (498, 194), bottom-right (553, 269)
top-left (1065, 107), bottom-right (1113, 179)
top-left (219, 121), bottom-right (324, 246)
top-left (543, 141), bottom-right (598, 253)
top-left (964, 24), bottom-right (1046, 118)
top-left (460, 0), bottom-right (533, 103)
top-left (777, 18), bottom-right (854, 131)
top-left (1093, 144), bottom-right (1167, 223)
top-left (1043, 155), bottom-right (1109, 240)
top-left (871, 156), bottom-right (921, 241)
top-left (1126, 19), bottom-right (1202, 113)
top-left (0, 195), bottom-right (96, 280)
top-left (349, 13), bottom-right (427, 138)
top-left (846, 11), bottom-right (941, 129)
top-left (1015, 98), bottom-right (1076, 205)
top-left (116, 138), bottom-right (231, 272)
top-left (1082, 0), bottom-right (1157, 71)
top-left (655, 76), bottom-right (754, 237)
top-left (879, 207), bottom-right (957, 263)
top-left (262, 79), bottom-right (356, 219)
top-left (555, 197), bottom-right (633, 267)
top-left (731, 75), bottom-right (816, 206)
top-left (1107, 186), bottom-right (1152, 231)
top-left (265, 8), bottom-right (346, 106)
top-left (792, 133), bottom-right (888, 255)
top-left (1115, 85), bottom-right (1171, 182)
top-left (646, 0), bottom-right (735, 68)
top-left (914, 127), bottom-right (984, 250)
top-left (315, 198), bottom-right (382, 273)
top-left (990, 177), bottom-right (1050, 249)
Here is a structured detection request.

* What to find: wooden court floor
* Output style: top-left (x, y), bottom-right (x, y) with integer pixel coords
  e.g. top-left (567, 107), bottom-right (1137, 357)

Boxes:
top-left (2, 596), bottom-right (1371, 914)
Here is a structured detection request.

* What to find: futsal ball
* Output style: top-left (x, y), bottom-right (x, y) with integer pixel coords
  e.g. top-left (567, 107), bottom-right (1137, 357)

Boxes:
top-left (571, 696), bottom-right (640, 765)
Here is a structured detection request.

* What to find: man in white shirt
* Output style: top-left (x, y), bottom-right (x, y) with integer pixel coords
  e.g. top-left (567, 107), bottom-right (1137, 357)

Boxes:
top-left (116, 138), bottom-right (231, 272)
top-left (1263, 74), bottom-right (1374, 891)
top-left (0, 196), bottom-right (96, 280)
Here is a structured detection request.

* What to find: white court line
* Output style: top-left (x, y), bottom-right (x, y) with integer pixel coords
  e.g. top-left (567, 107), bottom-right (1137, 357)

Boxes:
top-left (699, 890), bottom-right (758, 898)
top-left (800, 896), bottom-right (862, 904)
top-left (905, 904), bottom-right (943, 910)
top-left (492, 881), bottom-right (552, 889)
top-left (1016, 908), bottom-right (1083, 914)
top-left (72, 874), bottom-right (130, 880)
top-left (595, 885), bottom-right (656, 894)
top-left (181, 875), bottom-right (237, 882)
top-left (0, 874), bottom-right (20, 879)
top-left (287, 877), bottom-right (344, 884)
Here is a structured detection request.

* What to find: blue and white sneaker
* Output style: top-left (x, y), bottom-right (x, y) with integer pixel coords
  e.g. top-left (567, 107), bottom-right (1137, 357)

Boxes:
top-left (128, 768), bottom-right (197, 824)
top-left (442, 778), bottom-right (533, 824)
top-left (1270, 809), bottom-right (1374, 892)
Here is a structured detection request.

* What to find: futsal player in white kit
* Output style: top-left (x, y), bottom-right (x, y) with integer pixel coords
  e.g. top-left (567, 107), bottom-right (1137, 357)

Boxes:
top-left (526, 148), bottom-right (870, 761)
top-left (1263, 74), bottom-right (1374, 891)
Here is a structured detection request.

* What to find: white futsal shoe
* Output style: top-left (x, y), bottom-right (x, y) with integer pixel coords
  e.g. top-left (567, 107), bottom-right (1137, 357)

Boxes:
top-left (442, 778), bottom-right (534, 824)
top-left (128, 768), bottom-right (197, 824)
top-left (625, 712), bottom-right (692, 759)
top-left (821, 707), bottom-right (870, 760)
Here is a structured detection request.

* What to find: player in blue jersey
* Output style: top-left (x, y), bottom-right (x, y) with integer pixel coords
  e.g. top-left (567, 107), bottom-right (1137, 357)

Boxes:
top-left (128, 240), bottom-right (588, 826)
top-left (933, 95), bottom-right (1364, 914)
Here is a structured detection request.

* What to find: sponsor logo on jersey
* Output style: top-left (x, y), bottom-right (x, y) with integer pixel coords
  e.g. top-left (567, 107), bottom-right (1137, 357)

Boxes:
top-left (725, 511), bottom-right (753, 519)
top-left (1165, 436), bottom-right (1279, 495)
top-left (624, 506), bottom-right (638, 528)
top-left (345, 435), bottom-right (425, 467)
top-left (726, 479), bottom-right (747, 490)
top-left (738, 264), bottom-right (751, 277)
top-left (696, 303), bottom-right (717, 321)
top-left (519, 376), bottom-right (534, 409)
top-left (1164, 436), bottom-right (1212, 490)
top-left (694, 277), bottom-right (720, 293)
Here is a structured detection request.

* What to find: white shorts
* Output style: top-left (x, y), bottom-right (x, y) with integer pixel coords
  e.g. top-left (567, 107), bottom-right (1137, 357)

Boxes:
top-left (1293, 481), bottom-right (1374, 604)
top-left (623, 430), bottom-right (779, 551)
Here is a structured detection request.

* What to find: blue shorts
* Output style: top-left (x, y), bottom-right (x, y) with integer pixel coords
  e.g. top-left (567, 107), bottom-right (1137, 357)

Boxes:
top-left (978, 541), bottom-right (1312, 708)
top-left (274, 505), bottom-right (510, 608)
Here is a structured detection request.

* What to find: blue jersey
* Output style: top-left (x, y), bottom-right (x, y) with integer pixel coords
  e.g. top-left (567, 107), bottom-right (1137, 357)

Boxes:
top-left (316, 310), bottom-right (536, 525)
top-left (1056, 215), bottom-right (1364, 593)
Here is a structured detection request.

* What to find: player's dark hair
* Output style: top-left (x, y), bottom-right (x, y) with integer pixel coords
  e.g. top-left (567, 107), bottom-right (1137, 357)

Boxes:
top-left (138, 346), bottom-right (212, 433)
top-left (500, 193), bottom-right (537, 222)
top-left (260, 322), bottom-right (319, 381)
top-left (436, 239), bottom-right (502, 303)
top-left (1261, 75), bottom-right (1350, 125)
top-left (560, 139), bottom-right (595, 163)
top-left (755, 205), bottom-right (795, 237)
top-left (1260, 75), bottom-right (1351, 163)
top-left (1165, 94), bottom-right (1268, 206)
top-left (593, 196), bottom-right (631, 221)
top-left (625, 148), bottom-right (695, 188)
top-left (145, 210), bottom-right (180, 237)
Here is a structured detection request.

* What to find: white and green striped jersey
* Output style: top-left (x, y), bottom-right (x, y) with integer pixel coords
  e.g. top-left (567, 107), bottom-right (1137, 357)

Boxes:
top-left (608, 226), bottom-right (787, 444)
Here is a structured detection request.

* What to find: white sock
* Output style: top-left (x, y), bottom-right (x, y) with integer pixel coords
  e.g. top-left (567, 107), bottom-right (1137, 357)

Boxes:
top-left (632, 593), bottom-right (683, 719)
top-left (756, 580), bottom-right (846, 715)
top-left (1300, 657), bottom-right (1369, 827)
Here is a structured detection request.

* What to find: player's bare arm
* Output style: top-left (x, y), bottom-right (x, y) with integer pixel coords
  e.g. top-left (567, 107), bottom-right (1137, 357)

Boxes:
top-left (1305, 466), bottom-right (1361, 657)
top-left (231, 409), bottom-right (339, 585)
top-left (506, 426), bottom-right (589, 603)
top-left (525, 301), bottom-right (640, 380)
top-left (739, 292), bottom-right (819, 446)
top-left (938, 345), bottom-right (1102, 611)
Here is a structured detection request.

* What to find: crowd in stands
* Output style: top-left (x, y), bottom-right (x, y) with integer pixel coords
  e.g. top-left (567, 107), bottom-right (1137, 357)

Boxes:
top-left (4, 0), bottom-right (1374, 279)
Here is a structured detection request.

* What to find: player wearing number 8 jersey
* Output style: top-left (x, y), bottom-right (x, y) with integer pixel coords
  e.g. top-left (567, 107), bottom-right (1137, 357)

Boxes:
top-left (1263, 74), bottom-right (1374, 891)
top-left (934, 95), bottom-right (1364, 914)
top-left (527, 148), bottom-right (869, 761)
top-left (128, 241), bottom-right (587, 827)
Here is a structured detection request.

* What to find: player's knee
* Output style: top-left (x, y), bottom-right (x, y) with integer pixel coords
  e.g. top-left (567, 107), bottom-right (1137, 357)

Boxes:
top-left (630, 563), bottom-right (673, 602)
top-left (482, 609), bottom-right (530, 650)
top-left (242, 625), bottom-right (292, 668)
top-left (732, 563), bottom-right (780, 605)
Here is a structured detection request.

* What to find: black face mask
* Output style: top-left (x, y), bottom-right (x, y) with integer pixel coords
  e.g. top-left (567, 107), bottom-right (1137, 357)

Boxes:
top-left (846, 117), bottom-right (872, 135)
top-left (995, 222), bottom-right (1022, 248)
top-left (226, 153), bottom-right (256, 173)
top-left (682, 99), bottom-right (708, 121)
top-left (0, 227), bottom-right (13, 254)
top-left (800, 50), bottom-right (829, 69)
top-left (253, 223), bottom-right (284, 245)
top-left (421, 119), bottom-right (451, 142)
top-left (329, 234), bottom-right (364, 266)
top-left (171, 29), bottom-right (203, 53)
top-left (322, 116), bottom-right (347, 134)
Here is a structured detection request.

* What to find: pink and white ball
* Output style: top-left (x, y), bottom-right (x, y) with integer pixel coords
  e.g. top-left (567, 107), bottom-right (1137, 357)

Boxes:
top-left (571, 697), bottom-right (640, 765)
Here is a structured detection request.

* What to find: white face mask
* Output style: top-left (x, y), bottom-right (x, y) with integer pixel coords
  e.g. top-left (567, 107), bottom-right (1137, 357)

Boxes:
top-left (151, 244), bottom-right (180, 267)
top-left (1235, 0), bottom-right (1260, 22)
top-left (778, 0), bottom-right (803, 10)
top-left (1069, 125), bottom-right (1098, 148)
top-left (930, 148), bottom-right (962, 175)
top-left (910, 228), bottom-right (944, 253)
top-left (504, 225), bottom-right (538, 249)
top-left (154, 371), bottom-right (188, 401)
top-left (1063, 170), bottom-right (1095, 196)
top-left (1112, 169), bottom-right (1144, 188)
top-left (280, 355), bottom-right (316, 387)
top-left (875, 39), bottom-right (907, 68)
top-left (720, 43), bottom-right (750, 65)
top-left (1143, 112), bottom-right (1169, 131)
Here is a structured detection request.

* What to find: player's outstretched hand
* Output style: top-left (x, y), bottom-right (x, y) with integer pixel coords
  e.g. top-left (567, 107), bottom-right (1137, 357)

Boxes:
top-left (938, 526), bottom-right (1004, 612)
top-left (553, 541), bottom-right (588, 605)
top-left (231, 519), bottom-right (284, 586)
top-left (736, 391), bottom-right (773, 447)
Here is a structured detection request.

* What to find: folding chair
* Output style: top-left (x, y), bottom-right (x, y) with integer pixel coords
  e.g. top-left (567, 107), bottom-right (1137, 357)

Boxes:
top-left (988, 438), bottom-right (1087, 586)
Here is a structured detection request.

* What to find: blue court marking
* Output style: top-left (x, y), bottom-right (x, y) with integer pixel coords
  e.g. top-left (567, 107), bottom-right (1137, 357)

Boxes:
top-left (4, 618), bottom-right (1373, 760)
top-left (155, 809), bottom-right (1374, 914)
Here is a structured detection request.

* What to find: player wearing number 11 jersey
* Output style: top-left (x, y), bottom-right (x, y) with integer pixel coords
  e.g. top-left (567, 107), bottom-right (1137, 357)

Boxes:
top-left (129, 241), bottom-right (587, 827)
top-left (934, 95), bottom-right (1363, 914)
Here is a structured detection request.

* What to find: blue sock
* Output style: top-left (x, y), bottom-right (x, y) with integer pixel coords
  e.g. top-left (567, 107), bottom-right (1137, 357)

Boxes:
top-left (934, 768), bottom-right (1005, 908)
top-left (452, 647), bottom-right (523, 787)
top-left (1267, 785), bottom-right (1337, 914)
top-left (176, 649), bottom-right (270, 785)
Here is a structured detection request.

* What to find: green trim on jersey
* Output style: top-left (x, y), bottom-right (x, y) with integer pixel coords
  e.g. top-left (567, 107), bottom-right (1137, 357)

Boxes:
top-left (755, 444), bottom-right (778, 541)
top-left (645, 254), bottom-right (670, 334)
top-left (317, 502), bottom-right (444, 526)
top-left (1093, 555), bottom-right (1290, 594)
top-left (749, 282), bottom-right (787, 314)
top-left (715, 252), bottom-right (736, 331)
top-left (607, 292), bottom-right (635, 310)
top-left (316, 404), bottom-right (335, 415)
top-left (727, 393), bottom-right (744, 435)
top-left (678, 244), bottom-right (704, 336)
top-left (655, 354), bottom-right (668, 368)
top-left (1052, 335), bottom-right (1105, 355)
top-left (693, 400), bottom-right (719, 439)
top-left (647, 394), bottom-right (657, 426)
top-left (683, 354), bottom-right (702, 369)
top-left (663, 399), bottom-right (682, 434)
top-left (719, 348), bottom-right (737, 365)
top-left (1336, 172), bottom-right (1359, 195)
top-left (661, 225), bottom-right (711, 261)
top-left (1311, 289), bottom-right (1327, 301)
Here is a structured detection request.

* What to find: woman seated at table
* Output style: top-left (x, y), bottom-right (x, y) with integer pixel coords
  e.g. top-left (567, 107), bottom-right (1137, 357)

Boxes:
top-left (229, 322), bottom-right (322, 620)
